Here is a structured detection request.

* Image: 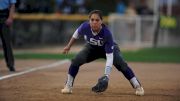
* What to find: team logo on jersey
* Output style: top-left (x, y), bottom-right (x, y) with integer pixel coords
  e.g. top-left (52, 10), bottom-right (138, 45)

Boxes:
top-left (89, 38), bottom-right (103, 46)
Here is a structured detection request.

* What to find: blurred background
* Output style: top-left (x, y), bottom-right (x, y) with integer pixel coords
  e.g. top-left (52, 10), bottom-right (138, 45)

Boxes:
top-left (0, 0), bottom-right (180, 48)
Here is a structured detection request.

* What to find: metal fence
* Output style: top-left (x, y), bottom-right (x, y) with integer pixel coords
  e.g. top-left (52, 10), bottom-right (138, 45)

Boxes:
top-left (109, 14), bottom-right (180, 48)
top-left (1, 14), bottom-right (179, 48)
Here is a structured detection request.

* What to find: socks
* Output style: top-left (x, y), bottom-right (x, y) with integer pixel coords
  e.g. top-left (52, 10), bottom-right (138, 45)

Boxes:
top-left (130, 77), bottom-right (141, 89)
top-left (66, 74), bottom-right (74, 87)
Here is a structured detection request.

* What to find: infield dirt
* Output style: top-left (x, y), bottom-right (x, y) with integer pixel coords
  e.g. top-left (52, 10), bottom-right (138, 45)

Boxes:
top-left (0, 59), bottom-right (180, 101)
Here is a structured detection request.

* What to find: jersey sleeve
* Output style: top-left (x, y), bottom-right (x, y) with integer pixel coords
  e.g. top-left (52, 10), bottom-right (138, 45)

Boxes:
top-left (72, 22), bottom-right (85, 39)
top-left (77, 23), bottom-right (85, 36)
top-left (72, 29), bottom-right (79, 39)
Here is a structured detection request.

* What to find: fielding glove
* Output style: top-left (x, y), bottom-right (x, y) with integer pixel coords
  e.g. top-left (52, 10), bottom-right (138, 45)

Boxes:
top-left (92, 75), bottom-right (109, 93)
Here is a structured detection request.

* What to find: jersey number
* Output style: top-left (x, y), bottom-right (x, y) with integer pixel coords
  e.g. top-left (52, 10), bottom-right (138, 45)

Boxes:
top-left (89, 38), bottom-right (103, 46)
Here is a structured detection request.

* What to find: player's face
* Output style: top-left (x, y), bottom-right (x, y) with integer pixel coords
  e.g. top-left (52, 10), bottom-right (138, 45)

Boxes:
top-left (89, 14), bottom-right (102, 32)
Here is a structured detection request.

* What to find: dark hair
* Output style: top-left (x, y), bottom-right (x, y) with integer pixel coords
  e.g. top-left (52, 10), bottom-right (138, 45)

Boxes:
top-left (88, 10), bottom-right (103, 20)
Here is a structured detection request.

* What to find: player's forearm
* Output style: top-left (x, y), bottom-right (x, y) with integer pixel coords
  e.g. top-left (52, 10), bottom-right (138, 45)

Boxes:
top-left (66, 29), bottom-right (79, 48)
top-left (9, 4), bottom-right (15, 19)
top-left (66, 37), bottom-right (76, 49)
top-left (104, 53), bottom-right (113, 77)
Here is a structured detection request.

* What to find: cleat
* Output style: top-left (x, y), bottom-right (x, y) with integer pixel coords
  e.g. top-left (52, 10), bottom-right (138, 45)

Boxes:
top-left (61, 85), bottom-right (72, 94)
top-left (9, 67), bottom-right (16, 72)
top-left (135, 87), bottom-right (144, 96)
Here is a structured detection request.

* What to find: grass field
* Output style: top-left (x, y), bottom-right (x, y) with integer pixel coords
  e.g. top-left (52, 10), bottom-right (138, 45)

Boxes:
top-left (1, 47), bottom-right (180, 63)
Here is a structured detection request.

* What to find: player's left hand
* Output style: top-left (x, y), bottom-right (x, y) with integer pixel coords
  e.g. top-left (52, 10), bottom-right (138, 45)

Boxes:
top-left (92, 75), bottom-right (109, 93)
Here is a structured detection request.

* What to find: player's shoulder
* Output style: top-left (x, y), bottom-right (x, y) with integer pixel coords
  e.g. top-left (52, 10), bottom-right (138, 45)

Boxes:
top-left (78, 21), bottom-right (90, 34)
top-left (102, 24), bottom-right (112, 36)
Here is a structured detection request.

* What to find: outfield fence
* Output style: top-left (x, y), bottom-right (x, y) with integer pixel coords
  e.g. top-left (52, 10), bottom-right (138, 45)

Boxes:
top-left (109, 14), bottom-right (180, 48)
top-left (0, 13), bottom-right (179, 48)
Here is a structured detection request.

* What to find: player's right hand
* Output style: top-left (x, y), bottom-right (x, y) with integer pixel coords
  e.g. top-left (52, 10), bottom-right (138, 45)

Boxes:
top-left (62, 46), bottom-right (70, 54)
top-left (5, 17), bottom-right (13, 26)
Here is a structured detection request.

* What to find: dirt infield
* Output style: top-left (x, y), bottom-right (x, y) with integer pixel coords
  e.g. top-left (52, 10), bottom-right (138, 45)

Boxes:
top-left (0, 59), bottom-right (180, 101)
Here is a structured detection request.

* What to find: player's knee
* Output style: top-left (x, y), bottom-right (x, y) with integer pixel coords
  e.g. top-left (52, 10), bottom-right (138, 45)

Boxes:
top-left (71, 58), bottom-right (85, 66)
top-left (71, 58), bottom-right (84, 67)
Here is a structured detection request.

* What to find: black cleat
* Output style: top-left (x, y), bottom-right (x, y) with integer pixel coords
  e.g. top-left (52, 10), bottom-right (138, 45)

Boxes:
top-left (9, 67), bottom-right (16, 72)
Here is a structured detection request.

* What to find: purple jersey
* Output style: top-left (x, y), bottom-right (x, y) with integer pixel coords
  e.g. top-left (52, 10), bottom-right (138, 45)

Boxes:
top-left (77, 22), bottom-right (114, 53)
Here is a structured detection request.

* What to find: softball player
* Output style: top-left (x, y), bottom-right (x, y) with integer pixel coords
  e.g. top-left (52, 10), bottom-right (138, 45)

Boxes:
top-left (61, 10), bottom-right (144, 96)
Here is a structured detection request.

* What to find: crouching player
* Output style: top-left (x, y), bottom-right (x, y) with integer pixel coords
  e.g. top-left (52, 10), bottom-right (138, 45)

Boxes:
top-left (61, 10), bottom-right (144, 96)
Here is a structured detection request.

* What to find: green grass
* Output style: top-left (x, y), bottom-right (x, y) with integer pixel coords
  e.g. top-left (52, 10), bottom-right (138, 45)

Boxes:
top-left (0, 47), bottom-right (180, 63)
top-left (0, 53), bottom-right (75, 60)
top-left (122, 47), bottom-right (180, 63)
